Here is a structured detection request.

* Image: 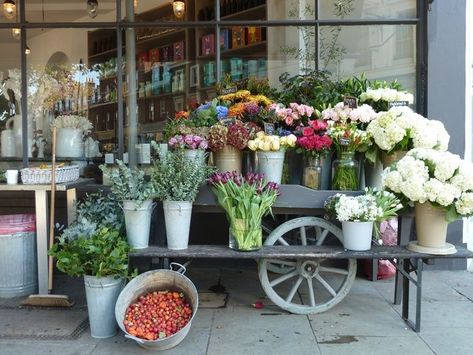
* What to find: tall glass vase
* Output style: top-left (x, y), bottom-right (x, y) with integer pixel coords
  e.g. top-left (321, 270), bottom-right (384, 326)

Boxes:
top-left (332, 151), bottom-right (359, 190)
top-left (302, 156), bottom-right (322, 190)
top-left (229, 218), bottom-right (262, 251)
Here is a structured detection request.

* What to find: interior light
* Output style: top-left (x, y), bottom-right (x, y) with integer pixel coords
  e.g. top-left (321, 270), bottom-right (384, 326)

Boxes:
top-left (3, 0), bottom-right (16, 20)
top-left (87, 0), bottom-right (99, 19)
top-left (25, 46), bottom-right (31, 55)
top-left (11, 28), bottom-right (20, 40)
top-left (172, 0), bottom-right (185, 19)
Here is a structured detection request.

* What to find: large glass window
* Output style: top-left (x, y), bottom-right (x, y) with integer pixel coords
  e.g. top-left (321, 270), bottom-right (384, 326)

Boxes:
top-left (0, 0), bottom-right (423, 169)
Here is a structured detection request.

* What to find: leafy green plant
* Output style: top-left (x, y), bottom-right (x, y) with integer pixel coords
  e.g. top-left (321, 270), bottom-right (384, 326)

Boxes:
top-left (100, 160), bottom-right (154, 204)
top-left (49, 227), bottom-right (132, 278)
top-left (151, 150), bottom-right (215, 202)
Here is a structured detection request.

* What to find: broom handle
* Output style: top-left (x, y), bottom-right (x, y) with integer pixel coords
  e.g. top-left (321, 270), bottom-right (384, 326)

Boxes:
top-left (48, 126), bottom-right (57, 294)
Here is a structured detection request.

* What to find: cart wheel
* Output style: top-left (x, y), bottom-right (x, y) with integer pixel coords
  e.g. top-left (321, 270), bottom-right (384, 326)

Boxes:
top-left (258, 217), bottom-right (356, 315)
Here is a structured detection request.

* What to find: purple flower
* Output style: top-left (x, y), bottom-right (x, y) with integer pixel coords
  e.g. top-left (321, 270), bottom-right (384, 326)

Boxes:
top-left (197, 102), bottom-right (211, 111)
top-left (168, 137), bottom-right (178, 146)
top-left (245, 102), bottom-right (260, 115)
top-left (184, 135), bottom-right (194, 145)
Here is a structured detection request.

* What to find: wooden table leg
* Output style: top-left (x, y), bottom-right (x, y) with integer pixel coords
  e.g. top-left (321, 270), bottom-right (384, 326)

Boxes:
top-left (66, 188), bottom-right (77, 227)
top-left (34, 190), bottom-right (49, 295)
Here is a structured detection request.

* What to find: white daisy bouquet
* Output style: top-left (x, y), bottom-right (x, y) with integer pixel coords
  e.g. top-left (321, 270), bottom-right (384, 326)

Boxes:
top-left (359, 88), bottom-right (414, 112)
top-left (383, 148), bottom-right (473, 222)
top-left (365, 107), bottom-right (450, 161)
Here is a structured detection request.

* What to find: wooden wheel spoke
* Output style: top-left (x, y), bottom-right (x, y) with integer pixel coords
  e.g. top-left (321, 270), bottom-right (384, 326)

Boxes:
top-left (315, 274), bottom-right (337, 297)
top-left (316, 229), bottom-right (329, 246)
top-left (307, 278), bottom-right (316, 307)
top-left (266, 259), bottom-right (297, 267)
top-left (285, 276), bottom-right (304, 303)
top-left (300, 227), bottom-right (307, 246)
top-left (269, 269), bottom-right (299, 287)
top-left (277, 236), bottom-right (290, 246)
top-left (319, 266), bottom-right (349, 276)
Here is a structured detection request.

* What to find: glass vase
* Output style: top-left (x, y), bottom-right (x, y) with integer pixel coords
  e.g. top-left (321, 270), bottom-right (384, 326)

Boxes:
top-left (229, 219), bottom-right (262, 251)
top-left (302, 156), bottom-right (322, 190)
top-left (332, 151), bottom-right (359, 190)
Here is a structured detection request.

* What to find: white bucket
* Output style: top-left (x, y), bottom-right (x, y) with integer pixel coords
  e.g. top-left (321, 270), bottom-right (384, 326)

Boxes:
top-left (84, 275), bottom-right (124, 339)
top-left (256, 150), bottom-right (285, 184)
top-left (56, 128), bottom-right (84, 158)
top-left (163, 201), bottom-right (192, 250)
top-left (123, 200), bottom-right (155, 249)
top-left (341, 221), bottom-right (373, 251)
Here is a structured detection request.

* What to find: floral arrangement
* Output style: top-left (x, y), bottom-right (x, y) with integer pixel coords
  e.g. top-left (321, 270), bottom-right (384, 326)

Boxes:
top-left (218, 89), bottom-right (273, 107)
top-left (52, 115), bottom-right (93, 134)
top-left (209, 171), bottom-right (280, 250)
top-left (321, 102), bottom-right (377, 126)
top-left (268, 102), bottom-right (316, 128)
top-left (383, 148), bottom-right (473, 222)
top-left (325, 188), bottom-right (402, 223)
top-left (168, 134), bottom-right (209, 150)
top-left (366, 107), bottom-right (450, 155)
top-left (359, 88), bottom-right (414, 112)
top-left (295, 120), bottom-right (332, 157)
top-left (247, 131), bottom-right (297, 152)
top-left (326, 121), bottom-right (370, 153)
top-left (208, 121), bottom-right (252, 151)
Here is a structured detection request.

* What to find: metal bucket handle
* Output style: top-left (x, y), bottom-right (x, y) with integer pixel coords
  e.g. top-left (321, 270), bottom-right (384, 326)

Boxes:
top-left (125, 334), bottom-right (145, 344)
top-left (120, 201), bottom-right (157, 212)
top-left (170, 262), bottom-right (186, 274)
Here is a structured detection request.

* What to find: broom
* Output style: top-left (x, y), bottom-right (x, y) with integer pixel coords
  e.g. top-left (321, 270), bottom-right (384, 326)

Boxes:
top-left (22, 126), bottom-right (74, 307)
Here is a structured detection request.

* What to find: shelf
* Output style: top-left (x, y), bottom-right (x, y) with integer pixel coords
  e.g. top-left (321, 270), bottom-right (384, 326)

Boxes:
top-left (136, 29), bottom-right (186, 49)
top-left (88, 47), bottom-right (119, 61)
top-left (220, 4), bottom-right (267, 21)
top-left (198, 41), bottom-right (267, 60)
top-left (96, 130), bottom-right (116, 140)
top-left (89, 101), bottom-right (118, 110)
top-left (0, 157), bottom-right (104, 163)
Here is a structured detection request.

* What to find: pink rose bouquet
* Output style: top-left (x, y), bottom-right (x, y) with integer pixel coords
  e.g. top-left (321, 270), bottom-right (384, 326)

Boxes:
top-left (168, 134), bottom-right (209, 150)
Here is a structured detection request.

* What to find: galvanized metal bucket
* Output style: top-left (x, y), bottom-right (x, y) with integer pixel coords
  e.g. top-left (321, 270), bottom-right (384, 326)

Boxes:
top-left (115, 264), bottom-right (198, 351)
top-left (256, 150), bottom-right (285, 184)
top-left (163, 201), bottom-right (192, 250)
top-left (84, 275), bottom-right (124, 339)
top-left (122, 200), bottom-right (156, 249)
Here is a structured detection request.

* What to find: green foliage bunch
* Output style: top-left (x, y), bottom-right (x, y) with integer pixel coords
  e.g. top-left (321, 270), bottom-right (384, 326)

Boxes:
top-left (49, 227), bottom-right (131, 278)
top-left (151, 150), bottom-right (215, 202)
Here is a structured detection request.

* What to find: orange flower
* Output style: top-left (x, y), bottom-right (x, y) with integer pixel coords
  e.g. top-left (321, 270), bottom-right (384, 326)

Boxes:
top-left (228, 103), bottom-right (246, 118)
top-left (175, 111), bottom-right (189, 119)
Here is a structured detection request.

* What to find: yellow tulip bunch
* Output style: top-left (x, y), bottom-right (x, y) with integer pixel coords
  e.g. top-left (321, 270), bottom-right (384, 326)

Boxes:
top-left (247, 131), bottom-right (297, 152)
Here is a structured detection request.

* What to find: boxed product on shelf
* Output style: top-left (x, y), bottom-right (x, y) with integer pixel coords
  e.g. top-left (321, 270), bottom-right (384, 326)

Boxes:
top-left (248, 59), bottom-right (258, 77)
top-left (232, 27), bottom-right (246, 48)
top-left (246, 27), bottom-right (262, 44)
top-left (230, 57), bottom-right (243, 81)
top-left (257, 58), bottom-right (267, 78)
top-left (160, 46), bottom-right (173, 62)
top-left (203, 61), bottom-right (216, 87)
top-left (220, 29), bottom-right (231, 50)
top-left (137, 51), bottom-right (149, 72)
top-left (220, 59), bottom-right (230, 78)
top-left (173, 41), bottom-right (185, 61)
top-left (149, 48), bottom-right (160, 66)
top-left (202, 34), bottom-right (215, 56)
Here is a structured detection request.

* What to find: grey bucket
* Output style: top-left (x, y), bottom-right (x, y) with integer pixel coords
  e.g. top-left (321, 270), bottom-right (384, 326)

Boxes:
top-left (123, 200), bottom-right (155, 249)
top-left (84, 275), bottom-right (124, 339)
top-left (115, 264), bottom-right (198, 351)
top-left (0, 231), bottom-right (37, 298)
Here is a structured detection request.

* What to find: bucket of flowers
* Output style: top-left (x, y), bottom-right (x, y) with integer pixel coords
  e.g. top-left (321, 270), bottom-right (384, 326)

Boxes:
top-left (168, 134), bottom-right (209, 166)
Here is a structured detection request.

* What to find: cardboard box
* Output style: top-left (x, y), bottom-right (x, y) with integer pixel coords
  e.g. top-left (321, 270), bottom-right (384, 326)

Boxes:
top-left (232, 27), bottom-right (245, 48)
top-left (173, 41), bottom-right (185, 61)
top-left (149, 48), bottom-right (160, 66)
top-left (202, 34), bottom-right (215, 56)
top-left (246, 27), bottom-right (262, 44)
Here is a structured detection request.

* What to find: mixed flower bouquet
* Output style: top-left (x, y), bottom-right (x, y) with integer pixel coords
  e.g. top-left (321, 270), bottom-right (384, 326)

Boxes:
top-left (366, 107), bottom-right (450, 157)
top-left (383, 148), bottom-right (473, 222)
top-left (208, 121), bottom-right (254, 151)
top-left (51, 115), bottom-right (93, 134)
top-left (247, 131), bottom-right (297, 152)
top-left (359, 88), bottom-right (414, 112)
top-left (295, 120), bottom-right (332, 157)
top-left (208, 171), bottom-right (280, 251)
top-left (269, 102), bottom-right (317, 129)
top-left (168, 134), bottom-right (209, 150)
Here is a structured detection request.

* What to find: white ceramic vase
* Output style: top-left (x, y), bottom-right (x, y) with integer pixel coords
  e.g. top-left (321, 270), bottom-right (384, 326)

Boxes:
top-left (56, 128), bottom-right (84, 158)
top-left (341, 221), bottom-right (374, 251)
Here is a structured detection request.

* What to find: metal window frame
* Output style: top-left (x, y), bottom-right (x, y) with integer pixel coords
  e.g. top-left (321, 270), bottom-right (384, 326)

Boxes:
top-left (0, 0), bottom-right (426, 167)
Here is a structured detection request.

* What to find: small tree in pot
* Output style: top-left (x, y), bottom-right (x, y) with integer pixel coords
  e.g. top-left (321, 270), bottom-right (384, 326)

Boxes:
top-left (101, 161), bottom-right (154, 249)
top-left (151, 150), bottom-right (214, 250)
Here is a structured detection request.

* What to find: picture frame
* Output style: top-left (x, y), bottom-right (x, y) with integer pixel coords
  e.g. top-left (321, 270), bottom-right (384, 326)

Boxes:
top-left (190, 64), bottom-right (200, 88)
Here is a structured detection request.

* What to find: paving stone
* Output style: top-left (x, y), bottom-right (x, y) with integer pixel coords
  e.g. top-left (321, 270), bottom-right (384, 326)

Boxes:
top-left (420, 327), bottom-right (473, 354)
top-left (0, 341), bottom-right (96, 355)
top-left (207, 306), bottom-right (320, 355)
top-left (317, 335), bottom-right (434, 355)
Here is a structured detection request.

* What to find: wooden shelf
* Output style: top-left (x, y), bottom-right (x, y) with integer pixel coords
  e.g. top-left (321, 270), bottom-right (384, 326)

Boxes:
top-left (220, 4), bottom-right (266, 21)
top-left (136, 29), bottom-right (186, 49)
top-left (198, 41), bottom-right (267, 60)
top-left (96, 130), bottom-right (116, 140)
top-left (89, 101), bottom-right (118, 110)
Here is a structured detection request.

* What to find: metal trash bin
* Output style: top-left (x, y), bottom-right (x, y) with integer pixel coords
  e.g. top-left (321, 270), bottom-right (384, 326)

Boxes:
top-left (0, 214), bottom-right (37, 298)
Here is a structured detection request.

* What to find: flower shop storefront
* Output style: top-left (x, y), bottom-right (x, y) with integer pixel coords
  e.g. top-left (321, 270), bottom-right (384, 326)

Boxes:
top-left (2, 0), bottom-right (473, 345)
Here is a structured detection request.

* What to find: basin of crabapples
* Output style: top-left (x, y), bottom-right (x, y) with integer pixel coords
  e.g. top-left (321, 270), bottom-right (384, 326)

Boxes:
top-left (123, 290), bottom-right (193, 341)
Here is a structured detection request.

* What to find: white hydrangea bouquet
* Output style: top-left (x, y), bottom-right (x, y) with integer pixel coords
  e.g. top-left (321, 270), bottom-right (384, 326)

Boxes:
top-left (51, 115), bottom-right (93, 135)
top-left (365, 107), bottom-right (450, 162)
top-left (383, 148), bottom-right (473, 222)
top-left (359, 88), bottom-right (414, 112)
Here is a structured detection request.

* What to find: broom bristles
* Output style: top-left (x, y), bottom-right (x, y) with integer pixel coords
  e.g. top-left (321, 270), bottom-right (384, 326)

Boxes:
top-left (21, 294), bottom-right (74, 307)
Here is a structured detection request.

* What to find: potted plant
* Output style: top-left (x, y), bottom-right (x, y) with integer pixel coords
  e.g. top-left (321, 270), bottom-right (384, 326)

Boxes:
top-left (51, 115), bottom-right (93, 158)
top-left (295, 119), bottom-right (333, 190)
top-left (324, 188), bottom-right (402, 251)
top-left (151, 150), bottom-right (214, 250)
top-left (100, 161), bottom-right (154, 249)
top-left (383, 148), bottom-right (473, 254)
top-left (49, 226), bottom-right (131, 339)
top-left (168, 133), bottom-right (209, 165)
top-left (366, 106), bottom-right (450, 168)
top-left (209, 171), bottom-right (280, 251)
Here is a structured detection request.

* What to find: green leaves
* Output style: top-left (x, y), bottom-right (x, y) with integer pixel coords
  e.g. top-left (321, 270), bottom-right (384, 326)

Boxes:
top-left (49, 227), bottom-right (131, 278)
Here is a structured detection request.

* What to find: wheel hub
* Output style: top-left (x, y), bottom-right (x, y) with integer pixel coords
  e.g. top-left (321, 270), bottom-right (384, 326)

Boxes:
top-left (300, 260), bottom-right (319, 278)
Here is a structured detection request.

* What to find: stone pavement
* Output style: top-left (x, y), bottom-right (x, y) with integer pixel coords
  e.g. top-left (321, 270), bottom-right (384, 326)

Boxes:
top-left (0, 266), bottom-right (472, 355)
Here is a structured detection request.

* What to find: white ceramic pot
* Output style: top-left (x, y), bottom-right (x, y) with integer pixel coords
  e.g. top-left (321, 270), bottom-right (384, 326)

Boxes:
top-left (163, 201), bottom-right (193, 250)
top-left (256, 150), bottom-right (285, 184)
top-left (56, 128), bottom-right (84, 158)
top-left (1, 130), bottom-right (16, 157)
top-left (341, 221), bottom-right (374, 251)
top-left (122, 200), bottom-right (155, 249)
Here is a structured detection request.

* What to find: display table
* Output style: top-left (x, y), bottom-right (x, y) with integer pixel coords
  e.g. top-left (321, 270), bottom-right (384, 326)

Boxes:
top-left (0, 179), bottom-right (93, 294)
